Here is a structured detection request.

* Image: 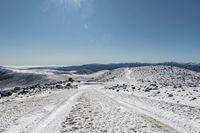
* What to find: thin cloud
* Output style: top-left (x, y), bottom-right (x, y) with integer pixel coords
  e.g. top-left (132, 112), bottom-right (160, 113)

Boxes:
top-left (58, 0), bottom-right (82, 8)
top-left (43, 0), bottom-right (95, 19)
top-left (46, 0), bottom-right (92, 9)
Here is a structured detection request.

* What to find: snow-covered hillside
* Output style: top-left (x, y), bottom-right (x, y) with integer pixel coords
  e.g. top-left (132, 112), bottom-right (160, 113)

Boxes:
top-left (96, 66), bottom-right (200, 86)
top-left (96, 66), bottom-right (200, 107)
top-left (0, 67), bottom-right (72, 90)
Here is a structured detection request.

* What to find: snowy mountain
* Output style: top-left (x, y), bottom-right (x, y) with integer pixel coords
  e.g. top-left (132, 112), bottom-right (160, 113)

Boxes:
top-left (12, 62), bottom-right (200, 74)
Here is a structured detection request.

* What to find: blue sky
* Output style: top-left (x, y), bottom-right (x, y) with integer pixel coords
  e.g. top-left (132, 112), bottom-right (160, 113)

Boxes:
top-left (0, 0), bottom-right (200, 66)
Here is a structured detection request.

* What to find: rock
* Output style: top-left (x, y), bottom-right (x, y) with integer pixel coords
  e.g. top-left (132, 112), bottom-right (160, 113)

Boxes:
top-left (68, 78), bottom-right (74, 82)
top-left (0, 90), bottom-right (13, 97)
top-left (173, 85), bottom-right (177, 89)
top-left (150, 84), bottom-right (158, 89)
top-left (66, 83), bottom-right (71, 87)
top-left (177, 85), bottom-right (182, 88)
top-left (132, 86), bottom-right (136, 91)
top-left (13, 87), bottom-right (21, 93)
top-left (34, 84), bottom-right (41, 88)
top-left (191, 97), bottom-right (197, 101)
top-left (168, 94), bottom-right (173, 97)
top-left (144, 87), bottom-right (152, 92)
top-left (56, 84), bottom-right (62, 89)
top-left (18, 88), bottom-right (29, 95)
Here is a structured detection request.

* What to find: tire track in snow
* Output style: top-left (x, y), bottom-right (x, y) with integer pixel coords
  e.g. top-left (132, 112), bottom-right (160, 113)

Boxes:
top-left (100, 90), bottom-right (180, 133)
top-left (30, 91), bottom-right (83, 133)
top-left (61, 89), bottom-right (179, 133)
top-left (5, 90), bottom-right (83, 133)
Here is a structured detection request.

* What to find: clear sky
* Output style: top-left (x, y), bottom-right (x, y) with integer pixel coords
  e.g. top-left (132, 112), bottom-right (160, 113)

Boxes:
top-left (0, 0), bottom-right (200, 66)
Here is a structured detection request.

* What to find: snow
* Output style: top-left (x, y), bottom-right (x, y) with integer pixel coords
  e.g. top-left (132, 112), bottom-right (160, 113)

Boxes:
top-left (98, 66), bottom-right (200, 107)
top-left (0, 65), bottom-right (200, 133)
top-left (60, 88), bottom-right (177, 133)
top-left (101, 89), bottom-right (200, 133)
top-left (0, 89), bottom-right (79, 133)
top-left (32, 91), bottom-right (83, 133)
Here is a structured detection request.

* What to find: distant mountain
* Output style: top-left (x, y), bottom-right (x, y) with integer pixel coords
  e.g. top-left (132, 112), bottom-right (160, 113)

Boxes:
top-left (0, 67), bottom-right (54, 89)
top-left (157, 62), bottom-right (200, 72)
top-left (0, 62), bottom-right (200, 89)
top-left (0, 66), bottom-right (12, 75)
top-left (31, 62), bottom-right (200, 74)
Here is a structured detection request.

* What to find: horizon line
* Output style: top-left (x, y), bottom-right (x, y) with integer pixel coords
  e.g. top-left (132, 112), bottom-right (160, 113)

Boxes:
top-left (1, 61), bottom-right (200, 68)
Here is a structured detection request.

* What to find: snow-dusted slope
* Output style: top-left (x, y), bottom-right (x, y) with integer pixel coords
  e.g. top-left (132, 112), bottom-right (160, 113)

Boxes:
top-left (97, 66), bottom-right (200, 107)
top-left (128, 66), bottom-right (200, 86)
top-left (0, 67), bottom-right (71, 90)
top-left (0, 68), bottom-right (50, 89)
top-left (96, 66), bottom-right (200, 86)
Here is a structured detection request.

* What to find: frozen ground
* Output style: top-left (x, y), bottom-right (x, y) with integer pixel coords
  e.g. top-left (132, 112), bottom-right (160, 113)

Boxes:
top-left (0, 89), bottom-right (79, 133)
top-left (1, 84), bottom-right (200, 133)
top-left (100, 66), bottom-right (200, 107)
top-left (0, 66), bottom-right (200, 133)
top-left (60, 88), bottom-right (178, 133)
top-left (100, 89), bottom-right (200, 133)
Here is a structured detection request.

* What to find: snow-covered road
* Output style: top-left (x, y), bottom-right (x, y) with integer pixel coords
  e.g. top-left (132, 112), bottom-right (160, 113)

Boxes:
top-left (0, 89), bottom-right (80, 133)
top-left (1, 84), bottom-right (200, 133)
top-left (60, 88), bottom-right (178, 133)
